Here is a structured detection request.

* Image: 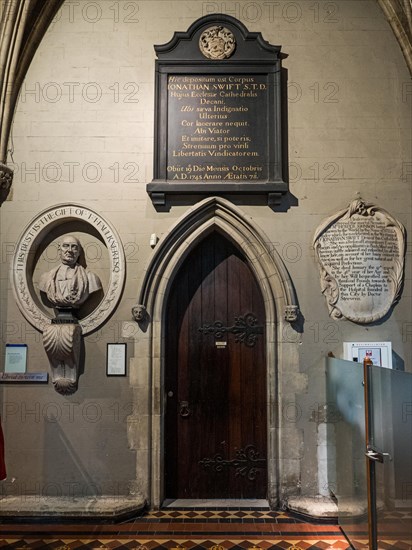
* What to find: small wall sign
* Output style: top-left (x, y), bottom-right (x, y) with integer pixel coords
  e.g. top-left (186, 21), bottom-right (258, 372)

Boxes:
top-left (4, 344), bottom-right (27, 373)
top-left (106, 343), bottom-right (127, 376)
top-left (0, 372), bottom-right (48, 383)
top-left (343, 341), bottom-right (393, 369)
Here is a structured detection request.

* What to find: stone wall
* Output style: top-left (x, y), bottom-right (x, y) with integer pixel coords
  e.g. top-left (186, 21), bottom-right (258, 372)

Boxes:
top-left (0, 0), bottom-right (411, 506)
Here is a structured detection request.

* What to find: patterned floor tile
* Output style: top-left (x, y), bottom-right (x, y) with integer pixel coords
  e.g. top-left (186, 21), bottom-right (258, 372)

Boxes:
top-left (10, 506), bottom-right (412, 550)
top-left (0, 540), bottom-right (353, 550)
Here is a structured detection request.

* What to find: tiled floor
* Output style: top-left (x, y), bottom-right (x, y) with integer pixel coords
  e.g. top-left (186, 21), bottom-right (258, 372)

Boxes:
top-left (0, 508), bottom-right (353, 549)
top-left (1, 505), bottom-right (410, 549)
top-left (1, 507), bottom-right (411, 549)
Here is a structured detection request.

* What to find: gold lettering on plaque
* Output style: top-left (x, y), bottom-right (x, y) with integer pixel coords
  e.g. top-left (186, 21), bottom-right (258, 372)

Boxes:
top-left (167, 75), bottom-right (268, 182)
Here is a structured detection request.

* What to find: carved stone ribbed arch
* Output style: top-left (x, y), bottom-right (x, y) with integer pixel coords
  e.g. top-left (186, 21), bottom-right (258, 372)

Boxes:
top-left (135, 197), bottom-right (299, 507)
top-left (138, 196), bottom-right (298, 322)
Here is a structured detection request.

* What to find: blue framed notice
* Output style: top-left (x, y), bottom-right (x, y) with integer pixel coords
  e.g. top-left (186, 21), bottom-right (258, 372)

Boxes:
top-left (5, 344), bottom-right (27, 373)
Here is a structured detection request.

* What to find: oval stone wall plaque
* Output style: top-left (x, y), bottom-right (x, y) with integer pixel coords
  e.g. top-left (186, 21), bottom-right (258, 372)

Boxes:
top-left (313, 199), bottom-right (406, 324)
top-left (11, 204), bottom-right (126, 335)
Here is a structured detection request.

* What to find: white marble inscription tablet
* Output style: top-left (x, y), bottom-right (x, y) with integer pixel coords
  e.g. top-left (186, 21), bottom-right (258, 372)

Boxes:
top-left (313, 199), bottom-right (405, 323)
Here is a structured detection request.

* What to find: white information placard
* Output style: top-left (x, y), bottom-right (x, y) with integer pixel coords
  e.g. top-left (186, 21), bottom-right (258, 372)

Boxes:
top-left (106, 343), bottom-right (127, 376)
top-left (343, 341), bottom-right (392, 369)
top-left (5, 344), bottom-right (27, 373)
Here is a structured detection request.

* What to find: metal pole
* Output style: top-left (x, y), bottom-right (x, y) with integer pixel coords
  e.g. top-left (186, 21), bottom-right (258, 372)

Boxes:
top-left (363, 358), bottom-right (377, 550)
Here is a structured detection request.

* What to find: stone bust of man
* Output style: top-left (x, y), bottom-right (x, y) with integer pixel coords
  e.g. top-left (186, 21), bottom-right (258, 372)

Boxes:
top-left (39, 235), bottom-right (102, 308)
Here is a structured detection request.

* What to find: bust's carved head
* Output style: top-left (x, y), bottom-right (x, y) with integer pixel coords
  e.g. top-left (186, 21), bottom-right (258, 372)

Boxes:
top-left (59, 235), bottom-right (81, 267)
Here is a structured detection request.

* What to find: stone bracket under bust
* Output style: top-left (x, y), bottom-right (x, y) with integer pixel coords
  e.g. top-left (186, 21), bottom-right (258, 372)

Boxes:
top-left (313, 198), bottom-right (406, 324)
top-left (11, 204), bottom-right (126, 395)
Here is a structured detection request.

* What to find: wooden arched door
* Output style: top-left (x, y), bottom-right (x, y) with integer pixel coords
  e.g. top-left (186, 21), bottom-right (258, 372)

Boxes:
top-left (165, 231), bottom-right (267, 499)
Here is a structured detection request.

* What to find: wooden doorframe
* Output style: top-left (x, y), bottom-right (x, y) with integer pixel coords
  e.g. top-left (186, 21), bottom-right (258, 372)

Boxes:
top-left (136, 197), bottom-right (299, 508)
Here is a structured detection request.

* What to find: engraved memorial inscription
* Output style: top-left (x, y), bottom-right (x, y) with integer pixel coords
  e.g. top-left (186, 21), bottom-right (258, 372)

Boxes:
top-left (313, 199), bottom-right (406, 324)
top-left (167, 74), bottom-right (268, 182)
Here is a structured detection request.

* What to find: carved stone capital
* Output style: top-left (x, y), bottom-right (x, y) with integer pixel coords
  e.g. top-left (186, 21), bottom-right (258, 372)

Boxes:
top-left (132, 304), bottom-right (147, 322)
top-left (0, 162), bottom-right (13, 200)
top-left (284, 305), bottom-right (299, 323)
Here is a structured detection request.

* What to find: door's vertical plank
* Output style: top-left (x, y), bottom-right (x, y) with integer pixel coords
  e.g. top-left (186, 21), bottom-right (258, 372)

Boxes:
top-left (210, 233), bottom-right (230, 496)
top-left (182, 238), bottom-right (203, 497)
top-left (199, 234), bottom-right (225, 497)
top-left (227, 245), bottom-right (242, 497)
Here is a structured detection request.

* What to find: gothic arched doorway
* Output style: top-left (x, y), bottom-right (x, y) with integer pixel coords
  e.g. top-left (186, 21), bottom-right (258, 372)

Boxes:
top-left (165, 231), bottom-right (267, 499)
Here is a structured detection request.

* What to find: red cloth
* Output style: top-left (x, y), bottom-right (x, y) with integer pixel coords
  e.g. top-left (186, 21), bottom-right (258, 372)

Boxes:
top-left (0, 416), bottom-right (6, 480)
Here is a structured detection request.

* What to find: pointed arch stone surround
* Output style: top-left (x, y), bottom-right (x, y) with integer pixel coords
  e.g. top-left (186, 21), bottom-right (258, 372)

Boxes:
top-left (132, 197), bottom-right (302, 508)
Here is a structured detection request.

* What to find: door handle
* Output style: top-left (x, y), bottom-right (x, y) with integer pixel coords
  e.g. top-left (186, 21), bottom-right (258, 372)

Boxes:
top-left (179, 400), bottom-right (191, 417)
top-left (365, 447), bottom-right (391, 463)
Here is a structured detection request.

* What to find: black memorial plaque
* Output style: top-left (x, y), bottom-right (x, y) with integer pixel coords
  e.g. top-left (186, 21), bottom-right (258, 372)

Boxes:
top-left (167, 74), bottom-right (269, 182)
top-left (147, 14), bottom-right (287, 206)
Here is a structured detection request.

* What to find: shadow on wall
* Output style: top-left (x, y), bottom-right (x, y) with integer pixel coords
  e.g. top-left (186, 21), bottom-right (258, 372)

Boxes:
top-left (43, 411), bottom-right (136, 498)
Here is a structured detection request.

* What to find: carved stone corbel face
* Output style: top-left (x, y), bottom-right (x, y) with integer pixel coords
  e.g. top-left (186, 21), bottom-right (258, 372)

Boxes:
top-left (132, 304), bottom-right (147, 322)
top-left (284, 305), bottom-right (298, 323)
